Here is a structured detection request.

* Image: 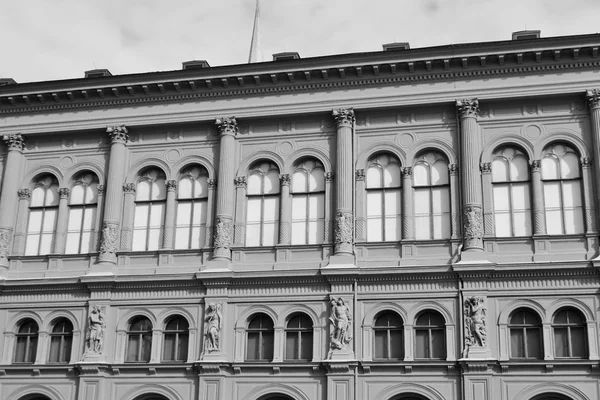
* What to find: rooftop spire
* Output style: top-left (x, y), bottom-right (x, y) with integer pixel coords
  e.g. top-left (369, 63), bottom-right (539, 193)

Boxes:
top-left (248, 0), bottom-right (261, 63)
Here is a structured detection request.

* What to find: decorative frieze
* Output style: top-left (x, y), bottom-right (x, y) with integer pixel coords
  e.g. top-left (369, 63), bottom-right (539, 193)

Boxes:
top-left (215, 116), bottom-right (238, 136)
top-left (456, 98), bottom-right (480, 118)
top-left (4, 133), bottom-right (25, 151)
top-left (334, 211), bottom-right (353, 254)
top-left (106, 125), bottom-right (129, 143)
top-left (332, 108), bottom-right (355, 128)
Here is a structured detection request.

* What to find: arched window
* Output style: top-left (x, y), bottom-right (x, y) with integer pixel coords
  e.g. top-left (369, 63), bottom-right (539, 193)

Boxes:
top-left (530, 395), bottom-right (574, 400)
top-left (509, 308), bottom-right (542, 359)
top-left (175, 166), bottom-right (209, 249)
top-left (291, 159), bottom-right (325, 245)
top-left (163, 315), bottom-right (189, 362)
top-left (246, 161), bottom-right (280, 247)
top-left (25, 175), bottom-right (59, 255)
top-left (126, 316), bottom-right (153, 362)
top-left (491, 147), bottom-right (531, 237)
top-left (390, 395), bottom-right (430, 400)
top-left (14, 319), bottom-right (39, 363)
top-left (414, 311), bottom-right (445, 359)
top-left (413, 151), bottom-right (450, 239)
top-left (541, 144), bottom-right (584, 235)
top-left (66, 172), bottom-right (99, 253)
top-left (18, 396), bottom-right (52, 400)
top-left (48, 318), bottom-right (73, 363)
top-left (374, 311), bottom-right (404, 360)
top-left (258, 395), bottom-right (295, 400)
top-left (366, 153), bottom-right (401, 242)
top-left (133, 168), bottom-right (167, 251)
top-left (285, 313), bottom-right (313, 361)
top-left (246, 313), bottom-right (274, 361)
top-left (553, 308), bottom-right (587, 358)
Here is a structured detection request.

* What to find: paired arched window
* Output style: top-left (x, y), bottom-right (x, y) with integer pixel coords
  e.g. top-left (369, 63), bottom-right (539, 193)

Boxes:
top-left (163, 315), bottom-right (189, 362)
top-left (66, 172), bottom-right (99, 254)
top-left (541, 144), bottom-right (584, 235)
top-left (126, 316), bottom-right (153, 362)
top-left (14, 319), bottom-right (39, 363)
top-left (374, 311), bottom-right (404, 360)
top-left (509, 309), bottom-right (542, 359)
top-left (413, 151), bottom-right (450, 239)
top-left (366, 153), bottom-right (402, 242)
top-left (175, 166), bottom-right (209, 249)
top-left (246, 313), bottom-right (274, 361)
top-left (553, 308), bottom-right (586, 358)
top-left (291, 159), bottom-right (325, 245)
top-left (285, 314), bottom-right (313, 361)
top-left (414, 311), bottom-right (445, 359)
top-left (48, 318), bottom-right (73, 363)
top-left (25, 175), bottom-right (59, 255)
top-left (246, 161), bottom-right (280, 247)
top-left (491, 147), bottom-right (532, 237)
top-left (133, 168), bottom-right (167, 251)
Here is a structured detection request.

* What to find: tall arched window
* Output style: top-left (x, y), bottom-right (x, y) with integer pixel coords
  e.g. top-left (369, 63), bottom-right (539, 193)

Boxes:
top-left (66, 172), bottom-right (99, 254)
top-left (541, 144), bottom-right (584, 235)
top-left (491, 147), bottom-right (532, 237)
top-left (48, 318), bottom-right (73, 363)
top-left (553, 308), bottom-right (587, 358)
top-left (126, 316), bottom-right (153, 362)
top-left (163, 315), bottom-right (189, 362)
top-left (246, 313), bottom-right (274, 361)
top-left (413, 151), bottom-right (450, 239)
top-left (246, 161), bottom-right (280, 247)
top-left (366, 154), bottom-right (401, 242)
top-left (509, 308), bottom-right (542, 359)
top-left (374, 311), bottom-right (404, 360)
top-left (25, 175), bottom-right (59, 255)
top-left (175, 166), bottom-right (209, 249)
top-left (291, 159), bottom-right (325, 245)
top-left (285, 313), bottom-right (313, 361)
top-left (133, 168), bottom-right (167, 251)
top-left (414, 310), bottom-right (445, 359)
top-left (14, 319), bottom-right (39, 363)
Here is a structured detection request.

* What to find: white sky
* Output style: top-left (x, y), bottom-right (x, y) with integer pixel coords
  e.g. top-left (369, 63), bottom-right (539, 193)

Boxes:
top-left (1, 0), bottom-right (599, 84)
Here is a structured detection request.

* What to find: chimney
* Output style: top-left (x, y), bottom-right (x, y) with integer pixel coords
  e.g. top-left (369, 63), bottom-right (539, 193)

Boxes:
top-left (272, 52), bottom-right (300, 61)
top-left (85, 69), bottom-right (112, 78)
top-left (182, 60), bottom-right (210, 70)
top-left (512, 30), bottom-right (541, 40)
top-left (382, 42), bottom-right (410, 51)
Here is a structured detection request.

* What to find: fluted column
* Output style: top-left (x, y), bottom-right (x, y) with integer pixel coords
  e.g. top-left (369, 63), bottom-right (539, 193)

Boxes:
top-left (120, 183), bottom-right (136, 251)
top-left (581, 157), bottom-right (596, 233)
top-left (97, 125), bottom-right (129, 265)
top-left (12, 189), bottom-right (31, 256)
top-left (530, 160), bottom-right (546, 235)
top-left (354, 170), bottom-right (366, 242)
top-left (585, 90), bottom-right (600, 230)
top-left (279, 174), bottom-right (291, 245)
top-left (92, 185), bottom-right (106, 251)
top-left (233, 176), bottom-right (247, 247)
top-left (212, 117), bottom-right (238, 261)
top-left (332, 108), bottom-right (355, 255)
top-left (456, 99), bottom-right (484, 251)
top-left (162, 180), bottom-right (177, 249)
top-left (479, 162), bottom-right (494, 236)
top-left (402, 167), bottom-right (414, 240)
top-left (449, 164), bottom-right (460, 239)
top-left (0, 133), bottom-right (26, 268)
top-left (205, 179), bottom-right (216, 248)
top-left (324, 172), bottom-right (334, 242)
top-left (53, 188), bottom-right (71, 254)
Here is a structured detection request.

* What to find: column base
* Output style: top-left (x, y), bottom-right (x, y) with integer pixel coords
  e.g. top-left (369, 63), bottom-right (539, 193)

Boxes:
top-left (201, 351), bottom-right (226, 361)
top-left (327, 347), bottom-right (356, 361)
top-left (325, 254), bottom-right (356, 269)
top-left (203, 259), bottom-right (232, 271)
top-left (87, 261), bottom-right (115, 276)
top-left (462, 346), bottom-right (492, 359)
top-left (459, 249), bottom-right (490, 263)
top-left (79, 352), bottom-right (107, 363)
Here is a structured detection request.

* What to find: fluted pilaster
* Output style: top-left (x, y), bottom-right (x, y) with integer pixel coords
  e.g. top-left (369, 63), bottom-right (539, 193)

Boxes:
top-left (162, 180), bottom-right (177, 249)
top-left (402, 167), bottom-right (414, 240)
top-left (530, 160), bottom-right (546, 235)
top-left (585, 89), bottom-right (600, 232)
top-left (279, 174), bottom-right (291, 245)
top-left (53, 188), bottom-right (71, 254)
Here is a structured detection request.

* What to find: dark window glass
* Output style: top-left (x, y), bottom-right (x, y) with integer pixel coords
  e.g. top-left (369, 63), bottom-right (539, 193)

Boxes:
top-left (374, 311), bottom-right (404, 360)
top-left (553, 308), bottom-right (587, 358)
top-left (509, 309), bottom-right (542, 359)
top-left (14, 319), bottom-right (39, 363)
top-left (48, 318), bottom-right (73, 363)
top-left (246, 313), bottom-right (274, 361)
top-left (414, 311), bottom-right (445, 359)
top-left (126, 317), bottom-right (153, 362)
top-left (163, 316), bottom-right (189, 362)
top-left (285, 314), bottom-right (313, 361)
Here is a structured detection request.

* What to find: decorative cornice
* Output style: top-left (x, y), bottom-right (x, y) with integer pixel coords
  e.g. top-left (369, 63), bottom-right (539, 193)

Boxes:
top-left (215, 117), bottom-right (238, 136)
top-left (106, 125), bottom-right (128, 144)
top-left (332, 108), bottom-right (355, 128)
top-left (456, 98), bottom-right (479, 118)
top-left (4, 133), bottom-right (25, 150)
top-left (586, 89), bottom-right (600, 109)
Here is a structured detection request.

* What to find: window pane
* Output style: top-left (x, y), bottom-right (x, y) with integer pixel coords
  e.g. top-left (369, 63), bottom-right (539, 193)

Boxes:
top-left (554, 327), bottom-right (568, 357)
top-left (511, 183), bottom-right (530, 211)
top-left (132, 229), bottom-right (147, 251)
top-left (384, 216), bottom-right (400, 241)
top-left (431, 160), bottom-right (448, 185)
top-left (141, 334), bottom-right (152, 362)
top-left (546, 210), bottom-right (563, 235)
top-left (262, 223), bottom-right (276, 246)
top-left (415, 330), bottom-right (428, 358)
top-left (541, 157), bottom-right (559, 180)
top-left (513, 211), bottom-right (532, 236)
top-left (178, 177), bottom-right (193, 198)
top-left (286, 333), bottom-right (298, 360)
top-left (247, 198), bottom-right (262, 223)
top-left (67, 208), bottom-right (84, 233)
top-left (39, 233), bottom-right (53, 255)
top-left (147, 228), bottom-right (161, 251)
top-left (366, 166), bottom-right (382, 189)
top-left (510, 329), bottom-right (524, 358)
top-left (134, 204), bottom-right (149, 228)
top-left (367, 218), bottom-right (382, 242)
top-left (31, 187), bottom-right (45, 207)
top-left (309, 169), bottom-right (324, 192)
top-left (292, 196), bottom-right (307, 220)
top-left (149, 203), bottom-right (165, 228)
top-left (42, 209), bottom-right (57, 233)
top-left (70, 185), bottom-right (85, 205)
top-left (127, 335), bottom-right (140, 362)
top-left (292, 171), bottom-right (306, 193)
top-left (526, 329), bottom-right (541, 358)
top-left (82, 207), bottom-right (96, 230)
top-left (562, 181), bottom-right (582, 207)
top-left (263, 197), bottom-right (279, 222)
top-left (390, 330), bottom-right (403, 359)
top-left (561, 152), bottom-right (580, 179)
top-left (414, 189), bottom-right (430, 214)
top-left (27, 210), bottom-right (43, 233)
top-left (431, 329), bottom-right (445, 358)
top-left (262, 331), bottom-right (274, 360)
top-left (374, 330), bottom-right (386, 358)
top-left (193, 201), bottom-right (206, 225)
top-left (163, 333), bottom-right (175, 361)
top-left (301, 333), bottom-right (313, 360)
top-left (176, 202), bottom-right (192, 226)
top-left (79, 232), bottom-right (92, 254)
top-left (136, 181), bottom-right (151, 201)
top-left (247, 332), bottom-right (259, 360)
top-left (570, 327), bottom-right (586, 357)
top-left (246, 224), bottom-right (261, 246)
top-left (49, 336), bottom-right (61, 362)
top-left (383, 163), bottom-right (401, 187)
top-left (151, 179), bottom-right (167, 200)
top-left (511, 155), bottom-right (529, 181)
top-left (247, 173), bottom-right (262, 195)
top-left (384, 190), bottom-right (400, 216)
top-left (291, 222), bottom-right (306, 245)
top-left (45, 185), bottom-right (59, 206)
top-left (367, 191), bottom-right (382, 217)
top-left (25, 234), bottom-right (41, 256)
top-left (432, 187), bottom-right (450, 213)
top-left (178, 334), bottom-right (188, 361)
top-left (492, 158), bottom-right (509, 182)
top-left (61, 335), bottom-right (72, 362)
top-left (65, 232), bottom-right (80, 254)
top-left (308, 194), bottom-right (324, 219)
top-left (493, 185), bottom-right (510, 212)
top-left (264, 171), bottom-right (280, 194)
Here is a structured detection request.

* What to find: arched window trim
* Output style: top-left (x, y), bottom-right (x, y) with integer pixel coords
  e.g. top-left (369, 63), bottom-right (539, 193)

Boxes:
top-left (125, 316), bottom-right (153, 363)
top-left (175, 165), bottom-right (209, 250)
top-left (133, 168), bottom-right (167, 251)
top-left (291, 158), bottom-right (325, 245)
top-left (25, 175), bottom-right (59, 256)
top-left (14, 319), bottom-right (39, 364)
top-left (246, 161), bottom-right (280, 247)
top-left (552, 307), bottom-right (587, 359)
top-left (66, 171), bottom-right (99, 254)
top-left (414, 310), bottom-right (446, 360)
top-left (373, 311), bottom-right (404, 360)
top-left (48, 318), bottom-right (74, 364)
top-left (162, 315), bottom-right (189, 362)
top-left (366, 153), bottom-right (402, 242)
top-left (284, 313), bottom-right (313, 361)
top-left (508, 308), bottom-right (543, 359)
top-left (246, 313), bottom-right (275, 361)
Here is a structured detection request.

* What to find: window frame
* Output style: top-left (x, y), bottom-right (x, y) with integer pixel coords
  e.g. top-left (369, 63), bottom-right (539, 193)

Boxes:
top-left (373, 311), bottom-right (404, 360)
top-left (25, 175), bottom-right (59, 256)
top-left (290, 159), bottom-right (326, 245)
top-left (245, 162), bottom-right (280, 247)
top-left (246, 313), bottom-right (275, 362)
top-left (508, 308), bottom-right (543, 360)
top-left (162, 315), bottom-right (189, 362)
top-left (48, 318), bottom-right (74, 364)
top-left (14, 319), bottom-right (39, 364)
top-left (284, 313), bottom-right (313, 361)
top-left (125, 316), bottom-right (153, 363)
top-left (552, 308), bottom-right (587, 359)
top-left (175, 166), bottom-right (209, 250)
top-left (133, 169), bottom-right (167, 252)
top-left (365, 153), bottom-right (402, 242)
top-left (414, 311), bottom-right (446, 360)
top-left (66, 172), bottom-right (99, 254)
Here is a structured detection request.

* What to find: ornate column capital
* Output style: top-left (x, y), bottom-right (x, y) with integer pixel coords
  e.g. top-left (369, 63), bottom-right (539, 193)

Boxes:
top-left (585, 89), bottom-right (600, 110)
top-left (280, 174), bottom-right (290, 186)
top-left (456, 98), bottom-right (480, 118)
top-left (234, 176), bottom-right (247, 188)
top-left (332, 108), bottom-right (355, 128)
top-left (97, 184), bottom-right (106, 195)
top-left (4, 133), bottom-right (26, 151)
top-left (479, 162), bottom-right (491, 174)
top-left (530, 160), bottom-right (541, 172)
top-left (58, 188), bottom-right (70, 199)
top-left (123, 183), bottom-right (136, 194)
top-left (215, 117), bottom-right (239, 136)
top-left (448, 164), bottom-right (459, 175)
top-left (166, 180), bottom-right (177, 192)
top-left (17, 189), bottom-right (31, 200)
top-left (402, 167), bottom-right (412, 177)
top-left (355, 169), bottom-right (365, 181)
top-left (325, 172), bottom-right (335, 182)
top-left (208, 178), bottom-right (217, 190)
top-left (106, 125), bottom-right (129, 144)
top-left (581, 157), bottom-right (593, 168)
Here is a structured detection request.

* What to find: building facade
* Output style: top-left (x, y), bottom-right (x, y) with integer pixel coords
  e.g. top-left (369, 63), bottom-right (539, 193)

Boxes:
top-left (1, 33), bottom-right (600, 400)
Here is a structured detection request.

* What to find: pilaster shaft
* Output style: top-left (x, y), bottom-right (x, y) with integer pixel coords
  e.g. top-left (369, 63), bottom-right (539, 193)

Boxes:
top-left (162, 180), bottom-right (177, 249)
top-left (530, 160), bottom-right (546, 235)
top-left (585, 89), bottom-right (600, 230)
top-left (12, 189), bottom-right (31, 256)
top-left (402, 167), bottom-right (414, 240)
top-left (233, 177), bottom-right (247, 247)
top-left (120, 184), bottom-right (136, 251)
top-left (279, 174), bottom-right (291, 245)
top-left (53, 188), bottom-right (71, 254)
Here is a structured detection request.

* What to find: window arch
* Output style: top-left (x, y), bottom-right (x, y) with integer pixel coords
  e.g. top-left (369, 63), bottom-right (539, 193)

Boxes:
top-left (285, 313), bottom-right (313, 361)
top-left (390, 395), bottom-right (431, 400)
top-left (414, 310), bottom-right (445, 359)
top-left (18, 396), bottom-right (52, 400)
top-left (14, 319), bottom-right (39, 363)
top-left (246, 313), bottom-right (274, 361)
top-left (366, 153), bottom-right (401, 242)
top-left (374, 311), bottom-right (404, 360)
top-left (66, 171), bottom-right (99, 254)
top-left (175, 165), bottom-right (209, 249)
top-left (25, 174), bottom-right (59, 255)
top-left (291, 158), bottom-right (325, 245)
top-left (413, 151), bottom-right (450, 239)
top-left (48, 318), bottom-right (73, 363)
top-left (491, 147), bottom-right (532, 237)
top-left (162, 315), bottom-right (189, 362)
top-left (246, 161), bottom-right (280, 247)
top-left (133, 168), bottom-right (167, 251)
top-left (258, 395), bottom-right (295, 400)
top-left (541, 143), bottom-right (584, 235)
top-left (530, 395), bottom-right (574, 400)
top-left (553, 308), bottom-right (587, 358)
top-left (509, 308), bottom-right (542, 359)
top-left (126, 316), bottom-right (153, 362)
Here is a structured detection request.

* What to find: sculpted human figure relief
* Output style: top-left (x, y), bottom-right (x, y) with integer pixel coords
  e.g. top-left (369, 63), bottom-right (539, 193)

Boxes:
top-left (85, 305), bottom-right (106, 354)
top-left (204, 303), bottom-right (223, 352)
top-left (329, 297), bottom-right (352, 352)
top-left (464, 296), bottom-right (486, 355)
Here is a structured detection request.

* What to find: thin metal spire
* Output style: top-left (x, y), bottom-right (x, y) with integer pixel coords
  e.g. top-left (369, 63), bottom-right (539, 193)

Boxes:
top-left (248, 0), bottom-right (261, 63)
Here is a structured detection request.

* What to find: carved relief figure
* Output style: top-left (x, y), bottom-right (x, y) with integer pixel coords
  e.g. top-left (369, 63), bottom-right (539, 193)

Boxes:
top-left (334, 211), bottom-right (353, 253)
top-left (204, 303), bottom-right (223, 352)
top-left (213, 217), bottom-right (233, 250)
top-left (85, 305), bottom-right (106, 354)
top-left (99, 222), bottom-right (119, 259)
top-left (464, 296), bottom-right (486, 352)
top-left (329, 297), bottom-right (352, 351)
top-left (463, 205), bottom-right (483, 249)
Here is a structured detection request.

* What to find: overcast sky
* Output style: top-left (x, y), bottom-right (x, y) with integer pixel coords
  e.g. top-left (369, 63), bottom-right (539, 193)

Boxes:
top-left (1, 0), bottom-right (599, 84)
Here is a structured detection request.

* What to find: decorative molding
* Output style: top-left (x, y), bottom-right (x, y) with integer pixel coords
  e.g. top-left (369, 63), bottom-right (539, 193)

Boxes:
top-left (17, 188), bottom-right (31, 200)
top-left (586, 88), bottom-right (600, 110)
top-left (98, 221), bottom-right (119, 263)
top-left (166, 180), bottom-right (177, 191)
top-left (456, 98), bottom-right (480, 118)
top-left (83, 305), bottom-right (106, 356)
top-left (234, 176), bottom-right (247, 188)
top-left (581, 156), bottom-right (592, 168)
top-left (448, 164), bottom-right (459, 175)
top-left (0, 227), bottom-right (13, 265)
top-left (97, 184), bottom-right (106, 195)
top-left (464, 296), bottom-right (487, 354)
top-left (325, 172), bottom-right (335, 182)
top-left (207, 178), bottom-right (217, 190)
top-left (204, 302), bottom-right (223, 353)
top-left (4, 133), bottom-right (25, 150)
top-left (122, 183), bottom-right (136, 194)
top-left (328, 297), bottom-right (352, 351)
top-left (463, 205), bottom-right (483, 249)
top-left (530, 160), bottom-right (541, 172)
top-left (106, 125), bottom-right (128, 144)
top-left (332, 108), bottom-right (355, 128)
top-left (279, 174), bottom-right (290, 186)
top-left (58, 187), bottom-right (70, 199)
top-left (479, 162), bottom-right (491, 174)
top-left (215, 116), bottom-right (238, 136)
top-left (334, 211), bottom-right (353, 254)
top-left (402, 166), bottom-right (412, 177)
top-left (213, 216), bottom-right (233, 258)
top-left (355, 169), bottom-right (365, 181)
